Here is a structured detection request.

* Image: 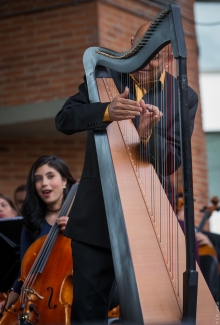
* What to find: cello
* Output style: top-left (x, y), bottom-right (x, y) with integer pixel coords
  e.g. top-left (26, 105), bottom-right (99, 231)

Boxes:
top-left (177, 190), bottom-right (219, 259)
top-left (196, 196), bottom-right (220, 258)
top-left (197, 196), bottom-right (220, 232)
top-left (177, 190), bottom-right (220, 302)
top-left (0, 183), bottom-right (78, 325)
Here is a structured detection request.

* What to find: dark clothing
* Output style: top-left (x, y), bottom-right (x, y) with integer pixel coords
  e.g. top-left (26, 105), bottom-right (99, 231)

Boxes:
top-left (202, 230), bottom-right (220, 262)
top-left (13, 221), bottom-right (52, 294)
top-left (56, 78), bottom-right (111, 248)
top-left (178, 219), bottom-right (200, 266)
top-left (71, 240), bottom-right (115, 325)
top-left (200, 231), bottom-right (220, 303)
top-left (55, 71), bottom-right (198, 249)
top-left (20, 221), bottom-right (52, 262)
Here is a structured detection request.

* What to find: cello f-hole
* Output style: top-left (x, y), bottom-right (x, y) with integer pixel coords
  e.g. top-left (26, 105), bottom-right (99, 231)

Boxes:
top-left (46, 287), bottom-right (57, 309)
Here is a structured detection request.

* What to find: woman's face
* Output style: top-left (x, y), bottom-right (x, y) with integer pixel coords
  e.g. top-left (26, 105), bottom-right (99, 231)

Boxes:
top-left (0, 198), bottom-right (17, 219)
top-left (34, 164), bottom-right (67, 209)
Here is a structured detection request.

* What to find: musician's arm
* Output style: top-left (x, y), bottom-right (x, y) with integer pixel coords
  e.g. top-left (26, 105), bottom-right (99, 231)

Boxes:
top-left (0, 228), bottom-right (30, 312)
top-left (55, 79), bottom-right (111, 135)
top-left (1, 291), bottom-right (19, 311)
top-left (8, 227), bottom-right (34, 298)
top-left (20, 227), bottom-right (33, 258)
top-left (145, 88), bottom-right (198, 175)
top-left (0, 230), bottom-right (30, 313)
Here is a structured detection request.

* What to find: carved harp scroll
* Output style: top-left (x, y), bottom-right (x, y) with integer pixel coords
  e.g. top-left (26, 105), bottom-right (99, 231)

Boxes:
top-left (83, 4), bottom-right (199, 325)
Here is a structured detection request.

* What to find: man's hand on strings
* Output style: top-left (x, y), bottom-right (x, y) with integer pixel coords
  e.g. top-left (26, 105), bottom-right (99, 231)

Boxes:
top-left (137, 99), bottom-right (163, 139)
top-left (108, 87), bottom-right (142, 121)
top-left (56, 216), bottom-right (69, 233)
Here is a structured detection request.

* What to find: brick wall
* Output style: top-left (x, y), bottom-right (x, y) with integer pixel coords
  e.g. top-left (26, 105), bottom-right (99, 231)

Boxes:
top-left (0, 0), bottom-right (94, 198)
top-left (0, 0), bottom-right (98, 106)
top-left (0, 133), bottom-right (86, 199)
top-left (0, 0), bottom-right (208, 225)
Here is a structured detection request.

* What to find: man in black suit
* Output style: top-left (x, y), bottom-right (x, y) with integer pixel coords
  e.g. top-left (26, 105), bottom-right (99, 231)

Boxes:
top-left (55, 23), bottom-right (198, 325)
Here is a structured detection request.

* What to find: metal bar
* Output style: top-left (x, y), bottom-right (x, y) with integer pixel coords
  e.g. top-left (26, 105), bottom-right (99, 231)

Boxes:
top-left (178, 58), bottom-right (198, 325)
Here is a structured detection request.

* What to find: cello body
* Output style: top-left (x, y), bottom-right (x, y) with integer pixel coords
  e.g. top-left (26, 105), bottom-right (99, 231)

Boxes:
top-left (0, 234), bottom-right (73, 325)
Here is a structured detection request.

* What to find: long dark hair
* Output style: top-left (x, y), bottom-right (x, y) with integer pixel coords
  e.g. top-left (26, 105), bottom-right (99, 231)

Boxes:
top-left (22, 156), bottom-right (76, 238)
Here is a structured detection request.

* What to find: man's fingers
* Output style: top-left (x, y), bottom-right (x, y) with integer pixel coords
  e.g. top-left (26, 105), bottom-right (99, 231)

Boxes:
top-left (139, 99), bottom-right (147, 112)
top-left (146, 104), bottom-right (163, 117)
top-left (108, 89), bottom-right (145, 121)
top-left (119, 86), bottom-right (129, 99)
top-left (118, 102), bottom-right (141, 112)
top-left (110, 108), bottom-right (140, 120)
top-left (118, 97), bottom-right (141, 112)
top-left (118, 88), bottom-right (141, 110)
top-left (112, 110), bottom-right (139, 120)
top-left (109, 100), bottom-right (141, 116)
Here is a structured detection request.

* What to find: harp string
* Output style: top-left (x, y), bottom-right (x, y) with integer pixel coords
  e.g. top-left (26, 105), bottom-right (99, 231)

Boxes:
top-left (107, 44), bottom-right (181, 299)
top-left (96, 44), bottom-right (182, 303)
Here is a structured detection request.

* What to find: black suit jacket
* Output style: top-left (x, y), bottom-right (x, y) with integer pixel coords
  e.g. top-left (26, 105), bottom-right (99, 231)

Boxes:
top-left (55, 72), bottom-right (198, 249)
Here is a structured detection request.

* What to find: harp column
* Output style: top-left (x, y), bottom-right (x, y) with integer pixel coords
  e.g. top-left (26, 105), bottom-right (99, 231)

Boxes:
top-left (178, 57), bottom-right (198, 325)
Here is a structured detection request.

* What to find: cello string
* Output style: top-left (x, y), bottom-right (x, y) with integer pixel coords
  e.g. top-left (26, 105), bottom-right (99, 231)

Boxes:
top-left (24, 191), bottom-right (72, 278)
top-left (21, 191), bottom-right (73, 303)
top-left (30, 183), bottom-right (77, 277)
top-left (23, 207), bottom-right (64, 283)
top-left (21, 185), bottom-right (77, 304)
top-left (20, 222), bottom-right (60, 303)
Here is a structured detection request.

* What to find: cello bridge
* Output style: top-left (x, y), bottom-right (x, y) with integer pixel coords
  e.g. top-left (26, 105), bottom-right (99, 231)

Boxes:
top-left (23, 288), bottom-right (44, 300)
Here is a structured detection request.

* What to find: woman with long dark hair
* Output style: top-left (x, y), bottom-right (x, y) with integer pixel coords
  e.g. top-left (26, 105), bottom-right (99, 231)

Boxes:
top-left (0, 155), bottom-right (76, 314)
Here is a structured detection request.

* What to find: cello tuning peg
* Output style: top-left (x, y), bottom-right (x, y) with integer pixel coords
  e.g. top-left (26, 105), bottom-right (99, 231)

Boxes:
top-left (211, 196), bottom-right (219, 205)
top-left (19, 304), bottom-right (25, 311)
top-left (29, 304), bottom-right (34, 311)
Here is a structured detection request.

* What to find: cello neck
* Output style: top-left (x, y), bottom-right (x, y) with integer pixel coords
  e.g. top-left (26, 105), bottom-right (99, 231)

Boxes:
top-left (26, 183), bottom-right (78, 275)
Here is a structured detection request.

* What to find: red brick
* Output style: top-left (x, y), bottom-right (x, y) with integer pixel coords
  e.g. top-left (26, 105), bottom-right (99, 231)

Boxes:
top-left (0, 0), bottom-right (209, 225)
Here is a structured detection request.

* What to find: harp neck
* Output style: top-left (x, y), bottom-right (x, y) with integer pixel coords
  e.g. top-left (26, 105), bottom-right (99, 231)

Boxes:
top-left (83, 4), bottom-right (186, 103)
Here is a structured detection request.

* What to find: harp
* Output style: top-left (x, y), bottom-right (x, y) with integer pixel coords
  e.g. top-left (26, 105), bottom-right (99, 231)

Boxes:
top-left (83, 4), bottom-right (217, 325)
